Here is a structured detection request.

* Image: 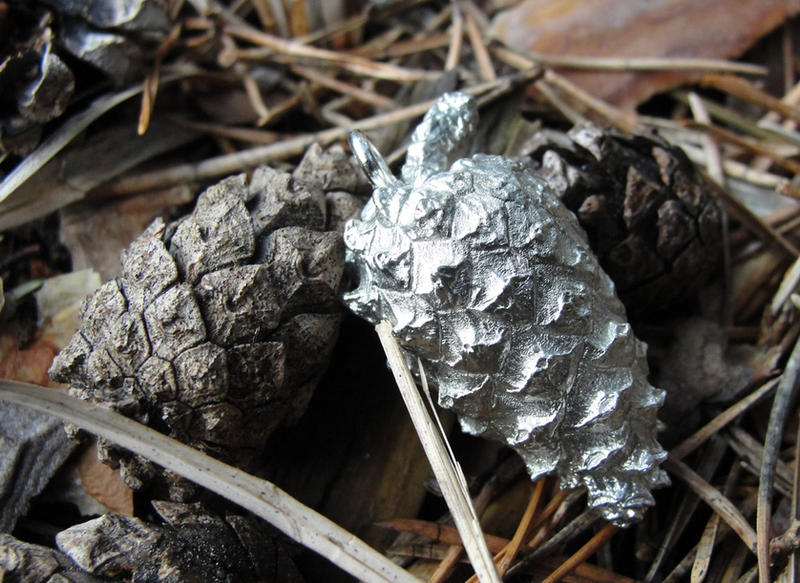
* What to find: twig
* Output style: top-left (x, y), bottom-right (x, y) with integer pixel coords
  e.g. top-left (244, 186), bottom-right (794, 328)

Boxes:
top-left (429, 480), bottom-right (499, 583)
top-left (728, 427), bottom-right (794, 498)
top-left (168, 118), bottom-right (281, 145)
top-left (430, 545), bottom-right (466, 583)
top-left (770, 256), bottom-right (800, 315)
top-left (691, 463), bottom-right (741, 583)
top-left (688, 92), bottom-right (725, 186)
top-left (783, 22), bottom-right (796, 93)
top-left (445, 3), bottom-right (464, 71)
top-left (736, 564), bottom-right (758, 583)
top-left (788, 416), bottom-right (800, 582)
top-left (291, 65), bottom-right (396, 108)
top-left (493, 45), bottom-right (767, 75)
top-left (225, 23), bottom-right (435, 81)
top-left (375, 322), bottom-right (501, 583)
top-left (374, 32), bottom-right (451, 59)
top-left (0, 380), bottom-right (420, 583)
top-left (646, 437), bottom-right (728, 583)
top-left (683, 120), bottom-right (800, 175)
top-left (265, 0), bottom-right (290, 37)
top-left (673, 92), bottom-right (799, 145)
top-left (463, 5), bottom-right (495, 81)
top-left (524, 489), bottom-right (574, 552)
top-left (376, 519), bottom-right (509, 552)
top-left (702, 176), bottom-right (800, 257)
top-left (687, 91), bottom-right (731, 324)
top-left (492, 45), bottom-right (640, 131)
top-left (509, 506), bottom-right (597, 576)
top-left (671, 379), bottom-right (779, 461)
top-left (757, 336), bottom-right (800, 583)
top-left (540, 523), bottom-right (617, 583)
top-left (138, 23), bottom-right (182, 134)
top-left (101, 72), bottom-right (540, 197)
top-left (235, 61), bottom-right (272, 126)
top-left (497, 480), bottom-right (545, 574)
top-left (701, 74), bottom-right (800, 123)
top-left (521, 59), bottom-right (641, 131)
top-left (664, 456), bottom-right (757, 553)
top-left (680, 143), bottom-right (798, 197)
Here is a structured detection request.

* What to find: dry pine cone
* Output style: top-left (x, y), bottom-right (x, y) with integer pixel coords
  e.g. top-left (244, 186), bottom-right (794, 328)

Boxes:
top-left (528, 124), bottom-right (724, 312)
top-left (55, 502), bottom-right (303, 583)
top-left (50, 144), bottom-right (366, 499)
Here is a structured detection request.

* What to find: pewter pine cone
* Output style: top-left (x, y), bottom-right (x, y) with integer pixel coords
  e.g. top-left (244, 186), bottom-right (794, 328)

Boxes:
top-left (50, 144), bottom-right (366, 499)
top-left (528, 124), bottom-right (724, 312)
top-left (344, 93), bottom-right (669, 526)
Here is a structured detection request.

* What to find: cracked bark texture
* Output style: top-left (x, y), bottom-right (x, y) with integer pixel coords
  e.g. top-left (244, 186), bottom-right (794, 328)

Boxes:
top-left (49, 144), bottom-right (367, 500)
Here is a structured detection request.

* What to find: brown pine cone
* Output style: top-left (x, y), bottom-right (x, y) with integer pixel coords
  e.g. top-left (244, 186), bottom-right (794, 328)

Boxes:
top-left (527, 123), bottom-right (724, 313)
top-left (49, 144), bottom-right (367, 499)
top-left (55, 502), bottom-right (303, 583)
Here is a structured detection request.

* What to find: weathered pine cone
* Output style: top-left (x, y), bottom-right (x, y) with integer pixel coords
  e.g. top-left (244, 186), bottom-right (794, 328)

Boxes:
top-left (527, 124), bottom-right (724, 312)
top-left (0, 533), bottom-right (106, 583)
top-left (55, 502), bottom-right (303, 583)
top-left (49, 144), bottom-right (367, 499)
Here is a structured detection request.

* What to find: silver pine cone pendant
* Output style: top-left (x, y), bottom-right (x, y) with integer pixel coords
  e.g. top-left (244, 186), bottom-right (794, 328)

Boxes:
top-left (343, 92), bottom-right (669, 526)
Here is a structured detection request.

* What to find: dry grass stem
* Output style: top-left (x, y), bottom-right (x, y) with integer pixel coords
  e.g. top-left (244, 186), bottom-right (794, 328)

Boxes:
top-left (684, 120), bottom-right (800, 175)
top-left (168, 118), bottom-right (281, 144)
top-left (376, 322), bottom-right (500, 583)
top-left (689, 92), bottom-right (726, 186)
top-left (463, 8), bottom-right (495, 81)
top-left (376, 519), bottom-right (509, 553)
top-left (102, 71), bottom-right (539, 197)
top-left (671, 379), bottom-right (779, 460)
top-left (757, 336), bottom-right (800, 582)
top-left (225, 23), bottom-right (434, 81)
top-left (702, 74), bottom-right (800, 122)
top-left (540, 523), bottom-right (617, 583)
top-left (664, 456), bottom-right (757, 553)
top-left (291, 65), bottom-right (396, 108)
top-left (497, 480), bottom-right (545, 574)
top-left (517, 52), bottom-right (768, 75)
top-left (704, 178), bottom-right (800, 256)
top-left (681, 143), bottom-right (797, 195)
top-left (445, 4), bottom-right (464, 71)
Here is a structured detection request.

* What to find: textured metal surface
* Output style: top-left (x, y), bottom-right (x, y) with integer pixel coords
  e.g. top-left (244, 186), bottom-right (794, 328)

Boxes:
top-left (343, 92), bottom-right (669, 526)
